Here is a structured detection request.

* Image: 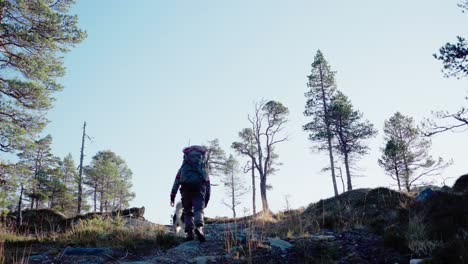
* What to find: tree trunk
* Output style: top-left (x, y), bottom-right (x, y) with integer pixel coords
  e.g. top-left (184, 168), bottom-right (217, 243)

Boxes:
top-left (326, 135), bottom-right (338, 196)
top-left (50, 186), bottom-right (56, 209)
top-left (343, 152), bottom-right (352, 191)
top-left (251, 159), bottom-right (256, 216)
top-left (31, 153), bottom-right (40, 210)
top-left (259, 175), bottom-right (269, 213)
top-left (394, 163), bottom-right (401, 191)
top-left (93, 183), bottom-right (97, 212)
top-left (100, 190), bottom-right (104, 213)
top-left (398, 130), bottom-right (411, 192)
top-left (405, 182), bottom-right (411, 192)
top-left (402, 154), bottom-right (411, 192)
top-left (231, 171), bottom-right (236, 218)
top-left (319, 66), bottom-right (338, 197)
top-left (77, 122), bottom-right (86, 214)
top-left (337, 167), bottom-right (345, 193)
top-left (17, 183), bottom-right (23, 226)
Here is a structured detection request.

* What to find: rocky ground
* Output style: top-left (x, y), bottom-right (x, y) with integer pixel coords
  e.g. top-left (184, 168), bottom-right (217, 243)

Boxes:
top-left (11, 177), bottom-right (468, 263)
top-left (25, 221), bottom-right (410, 264)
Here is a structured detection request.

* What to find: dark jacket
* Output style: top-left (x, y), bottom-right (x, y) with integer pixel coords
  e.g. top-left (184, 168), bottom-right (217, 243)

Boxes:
top-left (170, 168), bottom-right (211, 205)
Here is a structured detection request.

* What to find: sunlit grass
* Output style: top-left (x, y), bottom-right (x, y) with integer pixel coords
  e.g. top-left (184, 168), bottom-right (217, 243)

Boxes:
top-left (0, 216), bottom-right (181, 263)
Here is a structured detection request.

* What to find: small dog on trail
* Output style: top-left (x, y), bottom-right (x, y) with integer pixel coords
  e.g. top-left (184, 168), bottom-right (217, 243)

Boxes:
top-left (172, 202), bottom-right (185, 236)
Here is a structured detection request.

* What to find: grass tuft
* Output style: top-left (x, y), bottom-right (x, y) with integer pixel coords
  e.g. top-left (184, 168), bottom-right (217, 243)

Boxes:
top-left (1, 216), bottom-right (180, 263)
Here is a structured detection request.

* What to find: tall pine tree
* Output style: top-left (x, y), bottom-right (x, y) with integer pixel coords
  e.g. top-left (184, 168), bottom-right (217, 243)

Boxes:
top-left (304, 50), bottom-right (339, 196)
top-left (0, 0), bottom-right (85, 153)
top-left (328, 91), bottom-right (377, 190)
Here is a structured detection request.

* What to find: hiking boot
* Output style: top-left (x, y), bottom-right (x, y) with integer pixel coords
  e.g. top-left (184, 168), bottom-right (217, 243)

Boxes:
top-left (194, 226), bottom-right (206, 242)
top-left (185, 231), bottom-right (194, 241)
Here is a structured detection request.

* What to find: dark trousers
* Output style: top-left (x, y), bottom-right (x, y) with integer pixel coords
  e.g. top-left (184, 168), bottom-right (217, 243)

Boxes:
top-left (181, 184), bottom-right (206, 232)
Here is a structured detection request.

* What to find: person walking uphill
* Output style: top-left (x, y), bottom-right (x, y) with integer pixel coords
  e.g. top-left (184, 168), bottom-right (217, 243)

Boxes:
top-left (170, 145), bottom-right (211, 242)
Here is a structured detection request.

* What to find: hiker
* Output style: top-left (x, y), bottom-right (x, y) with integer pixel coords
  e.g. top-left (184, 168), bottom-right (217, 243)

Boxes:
top-left (170, 145), bottom-right (211, 242)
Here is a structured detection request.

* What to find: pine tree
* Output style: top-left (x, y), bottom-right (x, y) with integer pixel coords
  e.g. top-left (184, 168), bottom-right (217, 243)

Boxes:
top-left (221, 155), bottom-right (248, 218)
top-left (328, 91), bottom-right (378, 190)
top-left (84, 157), bottom-right (117, 213)
top-left (378, 139), bottom-right (406, 191)
top-left (113, 162), bottom-right (134, 211)
top-left (304, 50), bottom-right (339, 196)
top-left (53, 154), bottom-right (78, 215)
top-left (204, 139), bottom-right (226, 177)
top-left (426, 1), bottom-right (468, 135)
top-left (84, 151), bottom-right (134, 212)
top-left (381, 113), bottom-right (451, 191)
top-left (0, 0), bottom-right (85, 153)
top-left (17, 135), bottom-right (59, 209)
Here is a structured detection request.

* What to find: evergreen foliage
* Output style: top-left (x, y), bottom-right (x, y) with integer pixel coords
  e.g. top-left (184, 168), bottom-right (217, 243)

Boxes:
top-left (84, 151), bottom-right (135, 213)
top-left (379, 113), bottom-right (451, 191)
top-left (221, 155), bottom-right (248, 218)
top-left (328, 91), bottom-right (378, 190)
top-left (17, 135), bottom-right (59, 209)
top-left (304, 50), bottom-right (339, 196)
top-left (0, 0), bottom-right (85, 153)
top-left (427, 1), bottom-right (468, 135)
top-left (204, 139), bottom-right (226, 177)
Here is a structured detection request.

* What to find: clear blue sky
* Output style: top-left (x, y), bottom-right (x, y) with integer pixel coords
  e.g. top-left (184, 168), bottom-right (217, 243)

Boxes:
top-left (36, 0), bottom-right (468, 223)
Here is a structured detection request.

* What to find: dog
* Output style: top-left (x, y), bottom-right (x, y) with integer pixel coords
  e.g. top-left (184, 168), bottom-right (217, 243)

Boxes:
top-left (172, 202), bottom-right (185, 236)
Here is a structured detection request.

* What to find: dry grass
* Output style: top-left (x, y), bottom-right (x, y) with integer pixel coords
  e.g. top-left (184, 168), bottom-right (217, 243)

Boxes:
top-left (0, 216), bottom-right (180, 263)
top-left (298, 188), bottom-right (413, 235)
top-left (220, 212), bottom-right (276, 263)
top-left (263, 208), bottom-right (307, 238)
top-left (406, 215), bottom-right (444, 257)
top-left (59, 216), bottom-right (180, 250)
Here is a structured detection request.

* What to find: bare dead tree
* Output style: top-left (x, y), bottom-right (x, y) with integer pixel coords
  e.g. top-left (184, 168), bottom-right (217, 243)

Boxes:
top-left (232, 100), bottom-right (289, 214)
top-left (77, 121), bottom-right (89, 214)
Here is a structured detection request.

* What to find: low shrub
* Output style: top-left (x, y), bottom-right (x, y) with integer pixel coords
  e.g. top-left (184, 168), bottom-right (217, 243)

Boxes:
top-left (430, 238), bottom-right (468, 264)
top-left (406, 215), bottom-right (444, 257)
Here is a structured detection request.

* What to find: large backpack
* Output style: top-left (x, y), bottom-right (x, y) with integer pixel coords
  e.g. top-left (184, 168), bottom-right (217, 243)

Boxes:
top-left (179, 145), bottom-right (208, 186)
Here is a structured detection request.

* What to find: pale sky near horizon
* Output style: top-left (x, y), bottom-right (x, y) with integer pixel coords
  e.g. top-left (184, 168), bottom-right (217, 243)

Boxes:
top-left (5, 0), bottom-right (468, 224)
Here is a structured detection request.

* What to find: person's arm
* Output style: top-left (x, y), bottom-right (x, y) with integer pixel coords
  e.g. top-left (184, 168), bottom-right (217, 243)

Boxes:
top-left (170, 170), bottom-right (181, 206)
